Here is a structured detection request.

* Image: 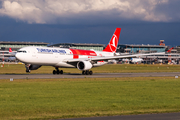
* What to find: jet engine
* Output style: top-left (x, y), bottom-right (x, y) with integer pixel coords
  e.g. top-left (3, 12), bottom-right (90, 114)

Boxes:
top-left (77, 61), bottom-right (92, 71)
top-left (29, 64), bottom-right (42, 70)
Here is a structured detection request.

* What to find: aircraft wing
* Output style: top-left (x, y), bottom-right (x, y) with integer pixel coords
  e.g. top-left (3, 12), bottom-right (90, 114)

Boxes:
top-left (63, 52), bottom-right (165, 63)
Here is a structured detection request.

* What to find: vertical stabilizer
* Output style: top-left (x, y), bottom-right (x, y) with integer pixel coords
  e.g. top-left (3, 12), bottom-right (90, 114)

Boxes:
top-left (9, 48), bottom-right (16, 55)
top-left (103, 28), bottom-right (121, 53)
top-left (167, 47), bottom-right (174, 53)
top-left (9, 48), bottom-right (12, 52)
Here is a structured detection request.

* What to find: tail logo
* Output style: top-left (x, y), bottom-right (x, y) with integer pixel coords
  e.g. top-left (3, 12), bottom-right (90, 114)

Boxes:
top-left (103, 28), bottom-right (121, 53)
top-left (109, 34), bottom-right (118, 52)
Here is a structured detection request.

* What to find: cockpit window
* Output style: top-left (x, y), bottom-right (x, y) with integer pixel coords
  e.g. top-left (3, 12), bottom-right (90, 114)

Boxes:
top-left (17, 50), bottom-right (27, 53)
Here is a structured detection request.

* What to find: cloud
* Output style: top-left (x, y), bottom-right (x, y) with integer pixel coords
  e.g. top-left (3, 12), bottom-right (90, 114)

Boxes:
top-left (0, 0), bottom-right (179, 24)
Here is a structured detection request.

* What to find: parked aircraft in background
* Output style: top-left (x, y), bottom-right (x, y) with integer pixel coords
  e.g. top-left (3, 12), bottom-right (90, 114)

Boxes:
top-left (9, 48), bottom-right (17, 55)
top-left (8, 57), bottom-right (16, 62)
top-left (13, 28), bottom-right (164, 75)
top-left (130, 58), bottom-right (144, 64)
top-left (167, 47), bottom-right (174, 53)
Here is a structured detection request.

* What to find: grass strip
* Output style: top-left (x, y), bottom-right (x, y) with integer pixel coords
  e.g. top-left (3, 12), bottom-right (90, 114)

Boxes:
top-left (0, 64), bottom-right (180, 74)
top-left (0, 77), bottom-right (180, 119)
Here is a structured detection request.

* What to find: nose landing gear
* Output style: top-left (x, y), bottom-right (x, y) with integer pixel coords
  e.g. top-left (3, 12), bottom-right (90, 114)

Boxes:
top-left (25, 64), bottom-right (30, 73)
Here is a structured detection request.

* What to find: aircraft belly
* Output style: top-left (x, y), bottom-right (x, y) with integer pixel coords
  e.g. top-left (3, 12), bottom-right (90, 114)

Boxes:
top-left (55, 62), bottom-right (75, 68)
top-left (35, 54), bottom-right (75, 67)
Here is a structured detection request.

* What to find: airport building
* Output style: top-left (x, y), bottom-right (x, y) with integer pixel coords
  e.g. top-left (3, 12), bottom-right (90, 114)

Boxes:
top-left (174, 46), bottom-right (180, 53)
top-left (0, 41), bottom-right (49, 51)
top-left (116, 40), bottom-right (180, 64)
top-left (49, 43), bottom-right (105, 51)
top-left (0, 41), bottom-right (49, 62)
top-left (1, 40), bottom-right (180, 64)
top-left (117, 44), bottom-right (167, 53)
top-left (141, 53), bottom-right (180, 64)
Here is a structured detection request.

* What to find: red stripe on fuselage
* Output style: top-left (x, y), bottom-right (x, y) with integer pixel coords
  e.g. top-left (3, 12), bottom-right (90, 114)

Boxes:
top-left (69, 49), bottom-right (97, 59)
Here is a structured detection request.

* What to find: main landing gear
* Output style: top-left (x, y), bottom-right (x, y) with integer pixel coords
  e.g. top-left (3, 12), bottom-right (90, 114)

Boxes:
top-left (82, 70), bottom-right (93, 75)
top-left (53, 67), bottom-right (63, 75)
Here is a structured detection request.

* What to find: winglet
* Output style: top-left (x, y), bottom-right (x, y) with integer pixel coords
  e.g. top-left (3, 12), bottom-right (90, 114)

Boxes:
top-left (103, 28), bottom-right (121, 53)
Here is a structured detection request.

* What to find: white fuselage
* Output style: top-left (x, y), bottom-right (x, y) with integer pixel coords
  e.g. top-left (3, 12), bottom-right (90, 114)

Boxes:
top-left (15, 46), bottom-right (113, 68)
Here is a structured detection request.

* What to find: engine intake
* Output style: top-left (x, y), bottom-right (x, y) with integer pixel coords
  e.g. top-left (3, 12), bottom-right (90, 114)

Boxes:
top-left (77, 61), bottom-right (92, 71)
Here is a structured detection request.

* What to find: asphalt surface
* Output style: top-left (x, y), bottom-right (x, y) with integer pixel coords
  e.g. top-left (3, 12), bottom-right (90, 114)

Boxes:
top-left (60, 112), bottom-right (180, 120)
top-left (0, 72), bottom-right (180, 79)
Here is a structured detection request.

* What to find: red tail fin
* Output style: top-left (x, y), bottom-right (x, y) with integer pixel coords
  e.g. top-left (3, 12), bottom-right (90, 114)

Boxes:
top-left (167, 47), bottom-right (174, 53)
top-left (103, 28), bottom-right (121, 53)
top-left (9, 48), bottom-right (12, 52)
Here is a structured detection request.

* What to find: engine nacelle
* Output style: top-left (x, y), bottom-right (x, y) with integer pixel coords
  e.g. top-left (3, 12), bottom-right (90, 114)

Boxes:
top-left (29, 64), bottom-right (42, 70)
top-left (77, 61), bottom-right (92, 71)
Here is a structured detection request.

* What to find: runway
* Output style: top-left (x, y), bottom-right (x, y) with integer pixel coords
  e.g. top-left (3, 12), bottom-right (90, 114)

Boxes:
top-left (59, 112), bottom-right (180, 120)
top-left (0, 72), bottom-right (180, 79)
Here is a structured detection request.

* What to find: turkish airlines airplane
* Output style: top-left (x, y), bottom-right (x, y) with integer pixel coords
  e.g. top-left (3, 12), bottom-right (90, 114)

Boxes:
top-left (14, 28), bottom-right (164, 75)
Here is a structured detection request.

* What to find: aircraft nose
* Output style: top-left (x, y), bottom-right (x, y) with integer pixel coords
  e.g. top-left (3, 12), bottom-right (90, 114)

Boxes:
top-left (15, 53), bottom-right (21, 61)
top-left (15, 53), bottom-right (19, 59)
top-left (15, 52), bottom-right (28, 63)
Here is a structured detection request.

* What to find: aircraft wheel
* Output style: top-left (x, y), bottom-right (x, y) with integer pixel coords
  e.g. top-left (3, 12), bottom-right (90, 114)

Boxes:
top-left (89, 70), bottom-right (93, 75)
top-left (60, 70), bottom-right (63, 74)
top-left (26, 70), bottom-right (30, 73)
top-left (85, 70), bottom-right (89, 75)
top-left (53, 70), bottom-right (56, 74)
top-left (82, 71), bottom-right (86, 75)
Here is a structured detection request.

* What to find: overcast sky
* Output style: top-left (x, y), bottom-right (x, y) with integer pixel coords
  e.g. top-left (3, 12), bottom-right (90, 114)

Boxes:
top-left (0, 0), bottom-right (180, 46)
